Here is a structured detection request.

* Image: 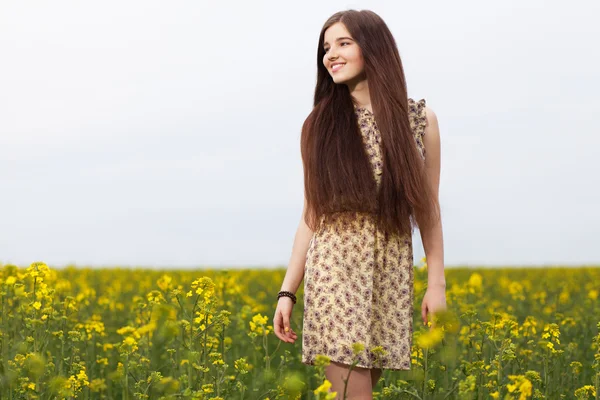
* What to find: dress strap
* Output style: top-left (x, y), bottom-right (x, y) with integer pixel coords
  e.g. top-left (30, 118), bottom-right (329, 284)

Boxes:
top-left (409, 98), bottom-right (428, 137)
top-left (408, 98), bottom-right (428, 160)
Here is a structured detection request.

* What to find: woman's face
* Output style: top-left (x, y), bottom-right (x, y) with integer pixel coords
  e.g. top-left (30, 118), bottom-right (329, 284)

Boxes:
top-left (323, 22), bottom-right (365, 85)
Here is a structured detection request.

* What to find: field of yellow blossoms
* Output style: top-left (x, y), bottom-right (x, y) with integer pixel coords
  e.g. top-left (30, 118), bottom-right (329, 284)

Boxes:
top-left (1, 260), bottom-right (599, 399)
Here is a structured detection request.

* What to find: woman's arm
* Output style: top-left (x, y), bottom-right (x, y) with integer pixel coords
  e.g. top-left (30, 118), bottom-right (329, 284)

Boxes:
top-left (279, 196), bottom-right (314, 294)
top-left (420, 106), bottom-right (446, 288)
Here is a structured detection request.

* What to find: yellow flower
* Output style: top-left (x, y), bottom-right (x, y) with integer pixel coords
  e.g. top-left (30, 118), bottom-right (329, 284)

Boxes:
top-left (5, 276), bottom-right (16, 285)
top-left (122, 336), bottom-right (138, 352)
top-left (234, 358), bottom-right (250, 374)
top-left (249, 313), bottom-right (270, 335)
top-left (194, 312), bottom-right (214, 325)
top-left (137, 322), bottom-right (157, 336)
top-left (570, 361), bottom-right (583, 374)
top-left (508, 281), bottom-right (525, 301)
top-left (314, 354), bottom-right (331, 367)
top-left (146, 290), bottom-right (164, 303)
top-left (351, 342), bottom-right (365, 355)
top-left (191, 277), bottom-right (216, 300)
top-left (518, 380), bottom-right (532, 399)
top-left (506, 375), bottom-right (532, 400)
top-left (77, 369), bottom-right (89, 386)
top-left (467, 273), bottom-right (483, 291)
top-left (252, 313), bottom-right (268, 326)
top-left (370, 345), bottom-right (389, 364)
top-left (419, 257), bottom-right (428, 270)
top-left (542, 323), bottom-right (561, 344)
top-left (117, 326), bottom-right (136, 336)
top-left (521, 316), bottom-right (538, 336)
top-left (314, 379), bottom-right (332, 394)
top-left (209, 352), bottom-right (225, 366)
top-left (157, 274), bottom-right (173, 291)
top-left (558, 289), bottom-right (570, 304)
top-left (574, 385), bottom-right (596, 398)
top-left (417, 327), bottom-right (444, 349)
top-left (32, 301), bottom-right (42, 310)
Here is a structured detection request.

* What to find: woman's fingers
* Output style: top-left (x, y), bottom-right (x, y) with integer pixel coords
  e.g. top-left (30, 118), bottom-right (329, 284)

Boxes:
top-left (286, 329), bottom-right (297, 343)
top-left (283, 314), bottom-right (293, 342)
top-left (274, 308), bottom-right (297, 343)
top-left (273, 310), bottom-right (285, 342)
top-left (274, 304), bottom-right (300, 343)
top-left (285, 327), bottom-right (298, 341)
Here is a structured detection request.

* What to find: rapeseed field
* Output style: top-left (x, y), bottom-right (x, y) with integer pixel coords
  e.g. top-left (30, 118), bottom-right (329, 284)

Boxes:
top-left (0, 261), bottom-right (598, 399)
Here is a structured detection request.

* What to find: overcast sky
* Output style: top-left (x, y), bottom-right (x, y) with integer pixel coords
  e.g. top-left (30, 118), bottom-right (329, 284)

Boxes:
top-left (1, 0), bottom-right (599, 269)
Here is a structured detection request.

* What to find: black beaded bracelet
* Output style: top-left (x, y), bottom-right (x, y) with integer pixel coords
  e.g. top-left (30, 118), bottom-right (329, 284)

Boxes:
top-left (278, 290), bottom-right (297, 304)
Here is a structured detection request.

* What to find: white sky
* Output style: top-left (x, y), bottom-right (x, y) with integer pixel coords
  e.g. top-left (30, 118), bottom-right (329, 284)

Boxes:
top-left (1, 0), bottom-right (599, 269)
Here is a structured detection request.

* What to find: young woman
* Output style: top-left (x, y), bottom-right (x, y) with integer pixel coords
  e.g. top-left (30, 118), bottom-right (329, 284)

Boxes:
top-left (273, 9), bottom-right (447, 398)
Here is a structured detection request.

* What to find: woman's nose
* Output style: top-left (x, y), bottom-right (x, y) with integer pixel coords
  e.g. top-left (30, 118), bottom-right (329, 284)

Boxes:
top-left (327, 46), bottom-right (338, 59)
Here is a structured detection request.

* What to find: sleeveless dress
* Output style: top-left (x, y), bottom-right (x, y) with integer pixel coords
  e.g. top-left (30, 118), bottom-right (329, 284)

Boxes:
top-left (301, 98), bottom-right (428, 371)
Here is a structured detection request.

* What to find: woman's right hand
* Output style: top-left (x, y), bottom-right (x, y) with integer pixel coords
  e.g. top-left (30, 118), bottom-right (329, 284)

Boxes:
top-left (273, 297), bottom-right (298, 343)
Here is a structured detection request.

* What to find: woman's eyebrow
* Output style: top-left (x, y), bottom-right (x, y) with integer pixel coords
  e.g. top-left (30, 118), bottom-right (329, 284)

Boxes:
top-left (323, 37), bottom-right (354, 46)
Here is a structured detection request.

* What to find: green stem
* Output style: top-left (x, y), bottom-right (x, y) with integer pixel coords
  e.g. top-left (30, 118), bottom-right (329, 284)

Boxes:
top-left (543, 353), bottom-right (548, 398)
top-left (124, 353), bottom-right (129, 400)
top-left (202, 308), bottom-right (209, 384)
top-left (59, 300), bottom-right (68, 376)
top-left (497, 358), bottom-right (502, 396)
top-left (188, 362), bottom-right (192, 391)
top-left (1, 292), bottom-right (6, 381)
top-left (342, 361), bottom-right (357, 400)
top-left (221, 324), bottom-right (225, 362)
top-left (423, 347), bottom-right (429, 398)
top-left (263, 329), bottom-right (270, 371)
top-left (32, 276), bottom-right (37, 353)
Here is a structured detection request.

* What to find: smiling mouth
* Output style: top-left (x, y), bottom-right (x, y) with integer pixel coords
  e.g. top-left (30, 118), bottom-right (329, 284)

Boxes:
top-left (331, 63), bottom-right (346, 72)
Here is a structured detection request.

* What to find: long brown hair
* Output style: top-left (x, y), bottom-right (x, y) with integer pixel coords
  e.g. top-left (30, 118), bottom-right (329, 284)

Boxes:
top-left (301, 9), bottom-right (440, 237)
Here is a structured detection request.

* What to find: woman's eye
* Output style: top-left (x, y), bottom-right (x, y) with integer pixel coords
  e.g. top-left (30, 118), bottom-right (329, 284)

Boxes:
top-left (323, 42), bottom-right (349, 53)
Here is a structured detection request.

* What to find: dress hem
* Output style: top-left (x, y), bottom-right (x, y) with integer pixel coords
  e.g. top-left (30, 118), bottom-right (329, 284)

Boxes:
top-left (301, 356), bottom-right (411, 372)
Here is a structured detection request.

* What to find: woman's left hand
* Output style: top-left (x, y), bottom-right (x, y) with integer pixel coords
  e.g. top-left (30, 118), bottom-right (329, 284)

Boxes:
top-left (421, 283), bottom-right (447, 329)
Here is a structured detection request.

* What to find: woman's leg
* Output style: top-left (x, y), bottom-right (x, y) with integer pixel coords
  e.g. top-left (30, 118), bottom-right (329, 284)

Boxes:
top-left (326, 361), bottom-right (373, 400)
top-left (370, 368), bottom-right (383, 389)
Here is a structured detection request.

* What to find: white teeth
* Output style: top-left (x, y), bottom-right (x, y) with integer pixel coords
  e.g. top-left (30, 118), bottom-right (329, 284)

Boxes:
top-left (332, 63), bottom-right (345, 71)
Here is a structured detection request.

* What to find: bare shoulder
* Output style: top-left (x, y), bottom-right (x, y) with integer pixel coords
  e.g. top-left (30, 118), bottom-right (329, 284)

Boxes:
top-left (424, 106), bottom-right (439, 135)
top-left (423, 106), bottom-right (440, 158)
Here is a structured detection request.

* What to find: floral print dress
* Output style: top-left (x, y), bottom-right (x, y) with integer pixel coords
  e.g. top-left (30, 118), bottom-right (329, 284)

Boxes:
top-left (301, 98), bottom-right (428, 371)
